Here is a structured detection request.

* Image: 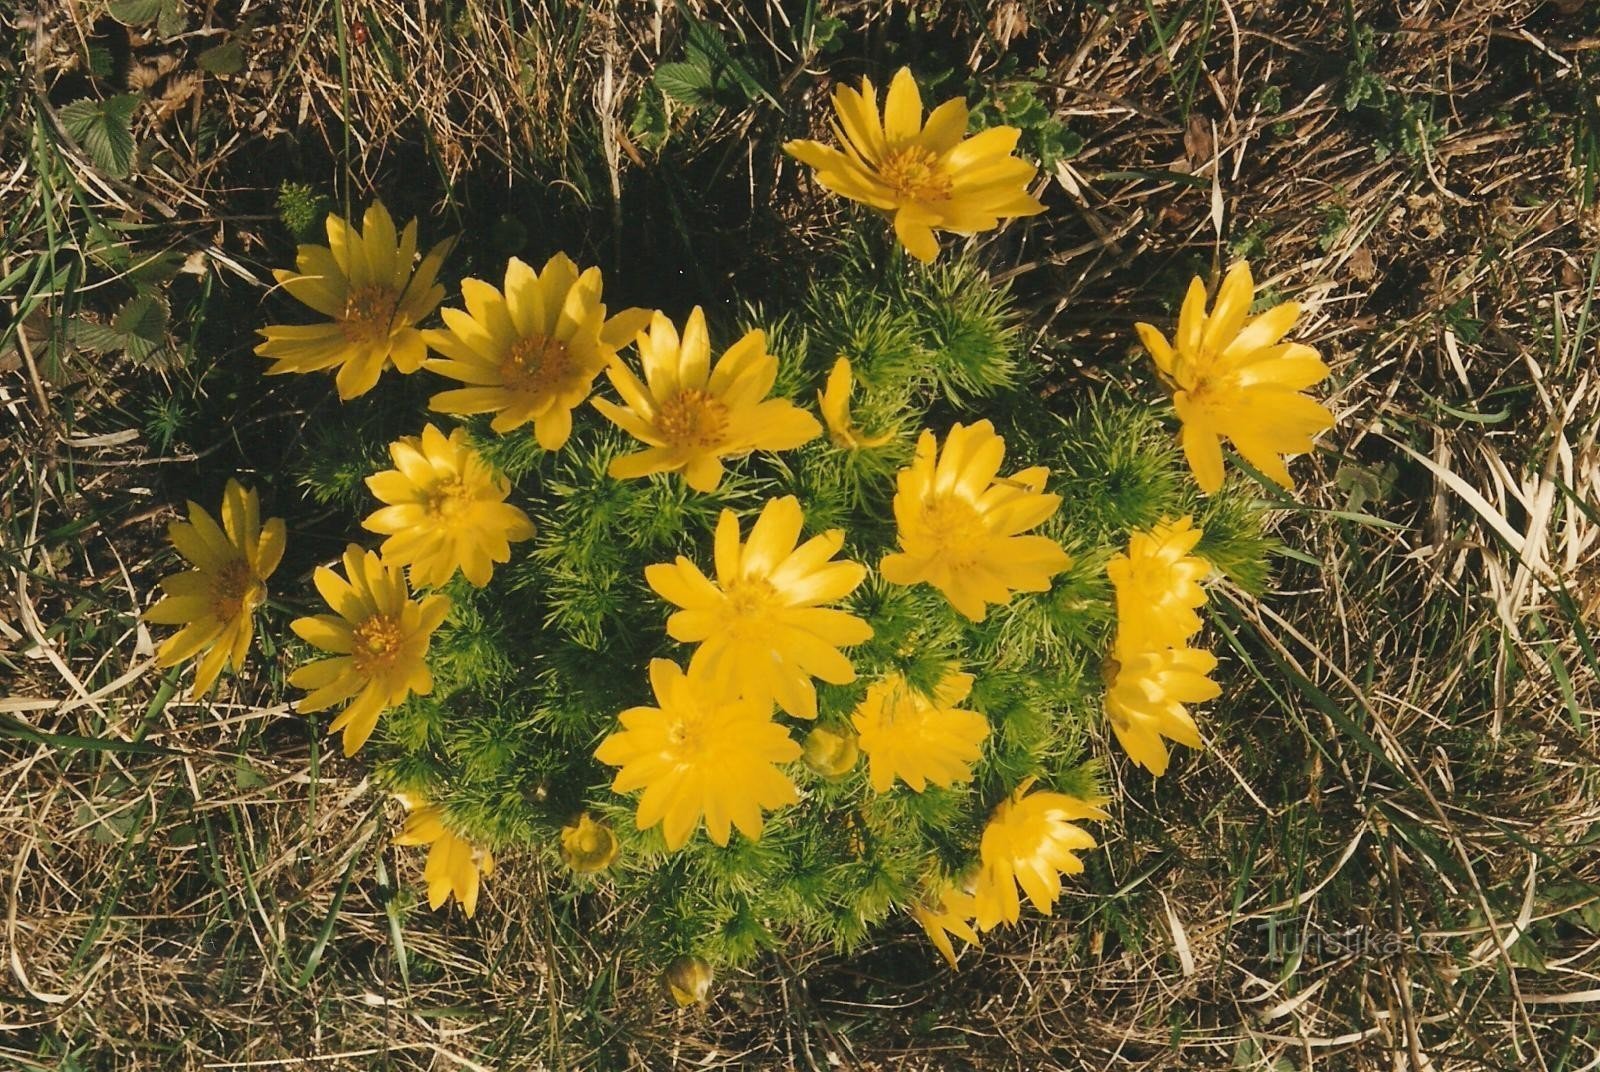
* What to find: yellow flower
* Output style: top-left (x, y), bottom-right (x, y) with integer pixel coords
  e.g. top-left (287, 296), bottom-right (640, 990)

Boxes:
top-left (880, 420), bottom-right (1072, 621)
top-left (560, 812), bottom-right (620, 874)
top-left (594, 308), bottom-right (821, 492)
top-left (818, 356), bottom-right (892, 449)
top-left (851, 669), bottom-right (988, 793)
top-left (361, 423), bottom-right (535, 588)
top-left (146, 479), bottom-right (285, 697)
top-left (801, 725), bottom-right (860, 778)
top-left (594, 659), bottom-right (801, 851)
top-left (912, 883), bottom-right (981, 968)
top-left (1105, 516), bottom-right (1210, 649)
top-left (664, 955), bottom-right (713, 1007)
top-left (393, 794), bottom-right (494, 917)
top-left (1103, 516), bottom-right (1218, 773)
top-left (973, 779), bottom-right (1106, 930)
top-left (783, 67), bottom-right (1045, 262)
top-left (288, 545), bottom-right (450, 756)
top-left (422, 253), bottom-right (650, 450)
top-left (645, 496), bottom-right (871, 720)
top-left (256, 201), bottom-right (452, 400)
top-left (1103, 645), bottom-right (1219, 776)
top-left (1134, 261), bottom-right (1335, 494)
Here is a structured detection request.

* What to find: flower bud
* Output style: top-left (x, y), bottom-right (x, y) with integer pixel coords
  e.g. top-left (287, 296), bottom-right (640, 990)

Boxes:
top-left (663, 954), bottom-right (713, 1007)
top-left (559, 812), bottom-right (620, 874)
top-left (801, 726), bottom-right (859, 778)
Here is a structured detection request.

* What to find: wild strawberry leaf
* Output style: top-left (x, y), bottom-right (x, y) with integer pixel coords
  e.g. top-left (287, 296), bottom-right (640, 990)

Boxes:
top-left (57, 95), bottom-right (140, 177)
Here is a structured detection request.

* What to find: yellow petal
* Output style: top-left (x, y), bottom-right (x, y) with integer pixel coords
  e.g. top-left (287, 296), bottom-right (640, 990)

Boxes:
top-left (608, 446), bottom-right (677, 481)
top-left (883, 67), bottom-right (923, 144)
top-left (1135, 323), bottom-right (1177, 377)
top-left (893, 210), bottom-right (941, 262)
top-left (1180, 421), bottom-right (1225, 494)
top-left (1202, 261), bottom-right (1254, 355)
top-left (743, 497), bottom-right (805, 576)
top-left (833, 79), bottom-right (885, 163)
top-left (502, 257), bottom-right (543, 339)
top-left (1222, 300), bottom-right (1300, 359)
top-left (683, 454), bottom-right (724, 493)
top-left (919, 98), bottom-right (968, 154)
top-left (1175, 276), bottom-right (1208, 358)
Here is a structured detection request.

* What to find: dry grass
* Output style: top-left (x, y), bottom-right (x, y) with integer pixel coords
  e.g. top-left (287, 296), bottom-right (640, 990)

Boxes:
top-left (3, 0), bottom-right (1599, 1069)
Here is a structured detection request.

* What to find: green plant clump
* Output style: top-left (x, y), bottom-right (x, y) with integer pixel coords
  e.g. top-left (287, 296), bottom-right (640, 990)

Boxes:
top-left (286, 237), bottom-right (1267, 974)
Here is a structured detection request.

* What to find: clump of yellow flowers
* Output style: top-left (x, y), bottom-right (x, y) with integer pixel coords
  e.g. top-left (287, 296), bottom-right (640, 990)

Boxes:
top-left (144, 63), bottom-right (1338, 989)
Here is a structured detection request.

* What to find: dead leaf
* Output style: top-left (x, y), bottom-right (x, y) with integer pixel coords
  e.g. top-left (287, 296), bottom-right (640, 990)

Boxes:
top-left (1184, 113), bottom-right (1213, 170)
top-left (1349, 246), bottom-right (1377, 282)
top-left (152, 71), bottom-right (201, 121)
top-left (1406, 193), bottom-right (1446, 241)
top-left (126, 51), bottom-right (179, 93)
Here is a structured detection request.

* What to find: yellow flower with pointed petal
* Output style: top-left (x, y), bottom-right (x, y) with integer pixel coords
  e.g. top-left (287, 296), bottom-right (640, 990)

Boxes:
top-left (818, 356), bottom-right (892, 449)
top-left (880, 420), bottom-right (1072, 621)
top-left (146, 479), bottom-right (285, 697)
top-left (1106, 516), bottom-right (1210, 649)
top-left (851, 669), bottom-right (988, 793)
top-left (422, 253), bottom-right (651, 450)
top-left (1103, 645), bottom-right (1219, 776)
top-left (912, 883), bottom-right (981, 968)
top-left (595, 659), bottom-right (801, 851)
top-left (973, 779), bottom-right (1106, 930)
top-left (783, 67), bottom-right (1045, 262)
top-left (645, 496), bottom-right (872, 720)
top-left (256, 201), bottom-right (452, 400)
top-left (393, 793), bottom-right (494, 917)
top-left (594, 308), bottom-right (821, 492)
top-left (560, 812), bottom-right (620, 874)
top-left (361, 423), bottom-right (535, 588)
top-left (288, 545), bottom-right (450, 756)
top-left (1135, 261), bottom-right (1335, 493)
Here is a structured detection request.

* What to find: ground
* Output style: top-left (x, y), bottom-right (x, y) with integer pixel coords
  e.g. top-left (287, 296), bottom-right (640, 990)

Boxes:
top-left (2, 1), bottom-right (1599, 1069)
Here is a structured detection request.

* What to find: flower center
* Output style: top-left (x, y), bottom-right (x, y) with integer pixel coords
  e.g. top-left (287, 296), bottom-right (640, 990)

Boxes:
top-left (423, 476), bottom-right (476, 521)
top-left (721, 577), bottom-right (778, 635)
top-left (1176, 363), bottom-right (1240, 406)
top-left (499, 334), bottom-right (572, 396)
top-left (879, 145), bottom-right (953, 202)
top-left (656, 389), bottom-right (730, 449)
top-left (665, 710), bottom-right (711, 756)
top-left (918, 494), bottom-right (989, 567)
top-left (1125, 557), bottom-right (1176, 591)
top-left (209, 557), bottom-right (263, 622)
top-left (352, 613), bottom-right (405, 675)
top-left (339, 284), bottom-right (400, 343)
